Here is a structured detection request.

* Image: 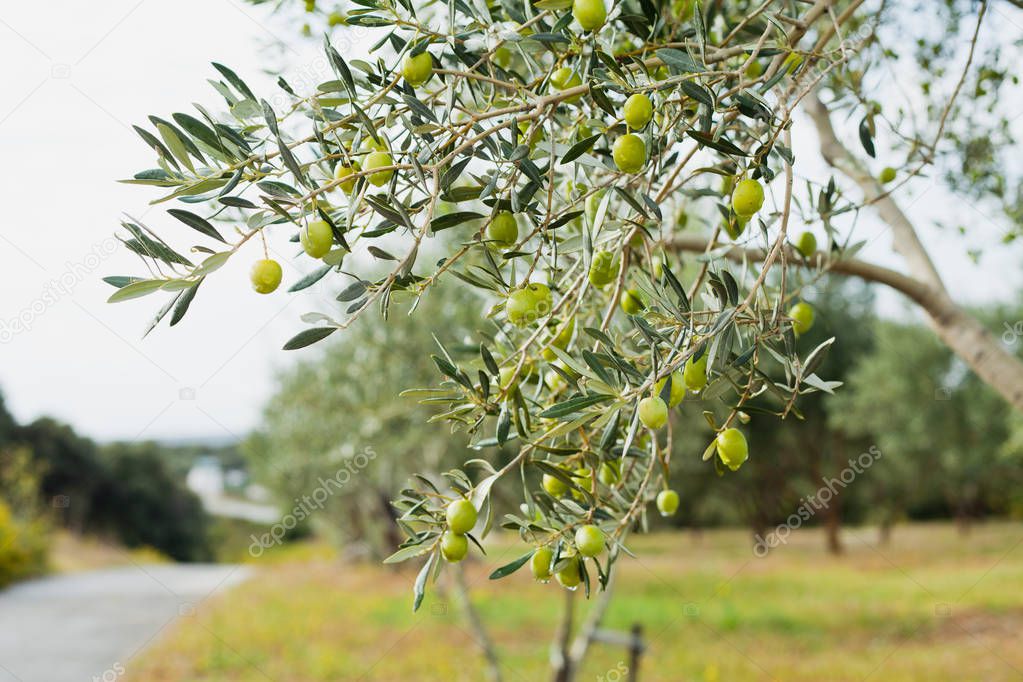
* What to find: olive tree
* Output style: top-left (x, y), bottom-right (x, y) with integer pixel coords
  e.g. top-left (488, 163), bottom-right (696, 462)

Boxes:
top-left (832, 317), bottom-right (1022, 535)
top-left (245, 281), bottom-right (513, 560)
top-left (106, 0), bottom-right (1023, 669)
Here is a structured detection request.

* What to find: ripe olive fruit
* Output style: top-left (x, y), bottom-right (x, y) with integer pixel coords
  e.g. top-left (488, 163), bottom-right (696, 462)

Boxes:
top-left (531, 546), bottom-right (554, 581)
top-left (879, 166), bottom-right (897, 184)
top-left (623, 93), bottom-right (653, 130)
top-left (715, 428), bottom-right (748, 471)
top-left (363, 150), bottom-right (394, 186)
top-left (498, 366), bottom-right (519, 391)
top-left (441, 530), bottom-right (469, 562)
top-left (362, 136), bottom-right (387, 152)
top-left (572, 0), bottom-right (607, 31)
top-left (506, 283), bottom-right (551, 326)
top-left (588, 250), bottom-right (619, 288)
top-left (683, 352), bottom-right (708, 392)
top-left (789, 301), bottom-right (815, 336)
top-left (542, 317), bottom-right (575, 360)
top-left (655, 370), bottom-right (685, 407)
top-left (638, 396), bottom-right (668, 429)
top-left (488, 211), bottom-right (519, 247)
top-left (575, 524), bottom-right (605, 557)
top-left (613, 134), bottom-right (646, 174)
top-left (656, 489), bottom-right (680, 516)
top-left (542, 473), bottom-right (569, 497)
top-left (598, 460), bottom-right (620, 486)
top-left (550, 67), bottom-right (582, 103)
top-left (620, 289), bottom-right (644, 315)
top-left (250, 259), bottom-right (283, 294)
top-left (446, 499), bottom-right (477, 534)
top-left (732, 178), bottom-right (765, 217)
top-left (402, 51), bottom-right (434, 87)
top-left (556, 556), bottom-right (582, 588)
top-left (301, 220), bottom-right (334, 259)
top-left (794, 231), bottom-right (817, 258)
top-left (334, 162), bottom-right (359, 194)
top-left (529, 282), bottom-right (553, 313)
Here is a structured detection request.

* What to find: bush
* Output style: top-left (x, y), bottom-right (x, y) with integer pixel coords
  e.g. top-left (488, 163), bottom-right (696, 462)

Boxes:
top-left (0, 502), bottom-right (49, 587)
top-left (92, 443), bottom-right (212, 562)
top-left (0, 448), bottom-right (51, 587)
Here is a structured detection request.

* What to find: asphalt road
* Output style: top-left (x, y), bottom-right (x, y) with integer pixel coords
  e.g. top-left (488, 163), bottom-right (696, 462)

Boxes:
top-left (0, 564), bottom-right (251, 682)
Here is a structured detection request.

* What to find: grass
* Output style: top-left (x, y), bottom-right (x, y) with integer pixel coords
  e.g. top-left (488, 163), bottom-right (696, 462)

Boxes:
top-left (127, 521), bottom-right (1023, 681)
top-left (49, 530), bottom-right (168, 573)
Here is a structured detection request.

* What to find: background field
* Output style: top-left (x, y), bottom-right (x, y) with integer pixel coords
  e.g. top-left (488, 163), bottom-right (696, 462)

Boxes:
top-left (127, 521), bottom-right (1023, 682)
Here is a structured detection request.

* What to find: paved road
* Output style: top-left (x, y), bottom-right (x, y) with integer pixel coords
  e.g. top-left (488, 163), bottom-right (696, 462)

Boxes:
top-left (0, 564), bottom-right (251, 682)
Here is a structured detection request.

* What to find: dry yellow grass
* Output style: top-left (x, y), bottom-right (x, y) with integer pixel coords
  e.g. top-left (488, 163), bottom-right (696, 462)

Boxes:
top-left (127, 521), bottom-right (1023, 681)
top-left (50, 531), bottom-right (167, 574)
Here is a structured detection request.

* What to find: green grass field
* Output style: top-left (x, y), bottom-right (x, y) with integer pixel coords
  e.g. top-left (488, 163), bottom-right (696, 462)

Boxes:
top-left (128, 522), bottom-right (1023, 681)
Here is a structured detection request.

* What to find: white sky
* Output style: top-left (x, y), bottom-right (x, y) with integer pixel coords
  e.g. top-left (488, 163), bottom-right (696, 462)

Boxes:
top-left (0, 1), bottom-right (1020, 442)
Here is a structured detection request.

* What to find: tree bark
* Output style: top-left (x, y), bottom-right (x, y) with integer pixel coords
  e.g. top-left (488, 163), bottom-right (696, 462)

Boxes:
top-left (878, 518), bottom-right (893, 546)
top-left (567, 575), bottom-right (616, 671)
top-left (551, 588), bottom-right (577, 682)
top-left (451, 563), bottom-right (504, 682)
top-left (824, 434), bottom-right (845, 555)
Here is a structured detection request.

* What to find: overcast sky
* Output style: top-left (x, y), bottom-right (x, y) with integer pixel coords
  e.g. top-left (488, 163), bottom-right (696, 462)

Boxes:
top-left (1, 1), bottom-right (1020, 442)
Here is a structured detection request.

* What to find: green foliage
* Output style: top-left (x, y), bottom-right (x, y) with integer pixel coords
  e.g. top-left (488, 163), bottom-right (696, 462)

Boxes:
top-left (2, 407), bottom-right (214, 563)
top-left (0, 500), bottom-right (49, 588)
top-left (93, 443), bottom-right (213, 562)
top-left (830, 315), bottom-right (1021, 521)
top-left (0, 447), bottom-right (51, 587)
top-left (246, 282), bottom-right (504, 559)
top-left (104, 0), bottom-right (1012, 605)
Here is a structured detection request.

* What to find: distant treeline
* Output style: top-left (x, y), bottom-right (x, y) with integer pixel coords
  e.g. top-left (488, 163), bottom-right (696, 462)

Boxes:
top-left (0, 396), bottom-right (233, 564)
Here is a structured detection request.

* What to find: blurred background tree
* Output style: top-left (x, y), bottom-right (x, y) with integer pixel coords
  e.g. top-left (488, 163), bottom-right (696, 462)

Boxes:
top-left (93, 443), bottom-right (212, 562)
top-left (245, 282), bottom-right (515, 560)
top-left (831, 314), bottom-right (1023, 536)
top-left (0, 447), bottom-right (51, 587)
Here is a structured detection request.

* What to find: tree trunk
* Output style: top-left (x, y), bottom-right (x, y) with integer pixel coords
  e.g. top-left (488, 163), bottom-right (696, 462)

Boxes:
top-left (567, 575), bottom-right (616, 671)
top-left (451, 564), bottom-right (503, 682)
top-left (805, 93), bottom-right (1023, 413)
top-left (824, 506), bottom-right (843, 555)
top-left (551, 588), bottom-right (577, 682)
top-left (956, 512), bottom-right (972, 537)
top-left (824, 435), bottom-right (845, 555)
top-left (878, 517), bottom-right (893, 546)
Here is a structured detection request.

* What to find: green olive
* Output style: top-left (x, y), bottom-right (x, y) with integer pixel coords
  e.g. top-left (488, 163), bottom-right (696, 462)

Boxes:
top-left (732, 178), bottom-right (765, 217)
top-left (715, 428), bottom-right (748, 471)
top-left (250, 259), bottom-right (282, 294)
top-left (623, 93), bottom-right (653, 130)
top-left (402, 51), bottom-right (434, 87)
top-left (613, 134), bottom-right (646, 174)
top-left (638, 396), bottom-right (668, 429)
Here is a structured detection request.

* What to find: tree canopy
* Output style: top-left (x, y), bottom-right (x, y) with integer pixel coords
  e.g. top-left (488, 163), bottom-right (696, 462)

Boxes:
top-left (106, 0), bottom-right (1023, 607)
